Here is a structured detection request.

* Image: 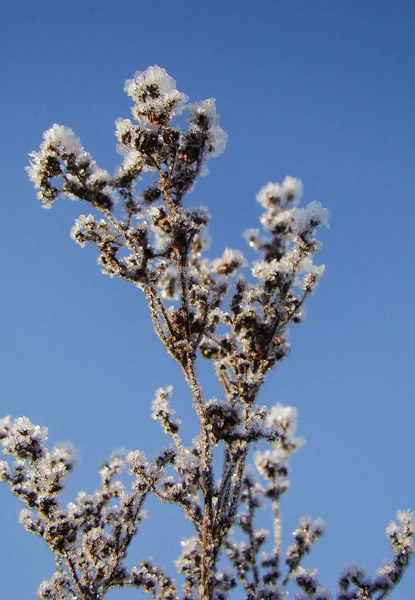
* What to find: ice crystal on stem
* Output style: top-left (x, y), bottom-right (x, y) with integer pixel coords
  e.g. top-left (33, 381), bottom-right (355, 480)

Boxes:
top-left (1, 65), bottom-right (412, 599)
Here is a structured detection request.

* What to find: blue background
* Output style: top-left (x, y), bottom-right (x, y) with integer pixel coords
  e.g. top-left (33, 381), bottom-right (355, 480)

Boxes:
top-left (0, 1), bottom-right (414, 598)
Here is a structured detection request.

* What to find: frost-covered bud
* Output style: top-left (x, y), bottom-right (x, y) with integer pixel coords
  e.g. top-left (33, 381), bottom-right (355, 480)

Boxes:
top-left (127, 450), bottom-right (152, 492)
top-left (308, 517), bottom-right (326, 537)
top-left (99, 452), bottom-right (125, 486)
top-left (256, 175), bottom-right (303, 209)
top-left (191, 228), bottom-right (211, 257)
top-left (256, 183), bottom-right (284, 208)
top-left (131, 564), bottom-right (158, 591)
top-left (213, 568), bottom-right (236, 593)
top-left (115, 117), bottom-right (161, 174)
top-left (0, 416), bottom-right (11, 439)
top-left (27, 124), bottom-right (115, 210)
top-left (251, 259), bottom-right (283, 284)
top-left (157, 264), bottom-right (179, 300)
top-left (375, 561), bottom-right (398, 588)
top-left (175, 536), bottom-right (202, 575)
top-left (243, 227), bottom-right (262, 250)
top-left (152, 385), bottom-right (174, 420)
top-left (254, 527), bottom-right (269, 546)
top-left (125, 65), bottom-right (188, 123)
top-left (82, 526), bottom-right (114, 562)
top-left (127, 450), bottom-right (148, 472)
top-left (70, 214), bottom-right (94, 247)
top-left (286, 517), bottom-right (326, 570)
top-left (117, 143), bottom-right (144, 174)
top-left (27, 126), bottom-right (81, 204)
top-left (199, 335), bottom-right (222, 359)
top-left (205, 398), bottom-right (241, 441)
top-left (183, 205), bottom-right (210, 231)
top-left (131, 560), bottom-right (177, 597)
top-left (1, 417), bottom-right (47, 462)
top-left (48, 444), bottom-right (76, 473)
top-left (292, 566), bottom-right (318, 595)
top-left (155, 446), bottom-right (177, 472)
top-left (70, 214), bottom-right (116, 248)
top-left (338, 563), bottom-right (366, 590)
top-left (211, 248), bottom-right (246, 276)
top-left (151, 386), bottom-right (181, 436)
top-left (115, 117), bottom-right (141, 148)
top-left (265, 480), bottom-right (291, 500)
top-left (281, 176), bottom-right (303, 204)
top-left (255, 449), bottom-right (289, 480)
top-left (261, 551), bottom-right (280, 585)
top-left (292, 201), bottom-right (329, 236)
top-left (210, 279), bottom-right (231, 305)
top-left (68, 492), bottom-right (95, 524)
top-left (18, 508), bottom-right (45, 535)
top-left (386, 509), bottom-right (415, 556)
top-left (260, 207), bottom-right (293, 235)
top-left (0, 460), bottom-right (11, 481)
top-left (243, 405), bottom-right (270, 442)
top-left (266, 404), bottom-right (298, 437)
top-left (188, 98), bottom-right (228, 158)
top-left (301, 264), bottom-right (325, 293)
top-left (37, 571), bottom-right (74, 599)
top-left (141, 185), bottom-right (162, 205)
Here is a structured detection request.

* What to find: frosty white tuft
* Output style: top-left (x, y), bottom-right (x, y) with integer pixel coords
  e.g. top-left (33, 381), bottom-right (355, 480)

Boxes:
top-left (125, 65), bottom-right (188, 123)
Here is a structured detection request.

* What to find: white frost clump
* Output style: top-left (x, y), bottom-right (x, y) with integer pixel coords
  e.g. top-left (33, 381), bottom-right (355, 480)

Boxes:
top-left (115, 117), bottom-right (134, 141)
top-left (188, 98), bottom-right (228, 157)
top-left (256, 182), bottom-right (283, 208)
top-left (386, 509), bottom-right (415, 553)
top-left (70, 214), bottom-right (96, 246)
top-left (114, 118), bottom-right (145, 170)
top-left (175, 536), bottom-right (201, 572)
top-left (300, 263), bottom-right (325, 292)
top-left (255, 449), bottom-right (287, 479)
top-left (256, 176), bottom-right (303, 208)
top-left (292, 201), bottom-right (329, 235)
top-left (27, 125), bottom-right (85, 187)
top-left (0, 416), bottom-right (47, 459)
top-left (252, 253), bottom-right (299, 282)
top-left (339, 562), bottom-right (365, 583)
top-left (376, 562), bottom-right (397, 587)
top-left (211, 248), bottom-right (246, 275)
top-left (251, 259), bottom-right (282, 282)
top-left (151, 386), bottom-right (175, 421)
top-left (42, 124), bottom-right (84, 155)
top-left (267, 403), bottom-right (298, 437)
top-left (125, 65), bottom-right (188, 121)
top-left (27, 124), bottom-right (114, 208)
top-left (120, 145), bottom-right (146, 172)
top-left (281, 175), bottom-right (303, 203)
top-left (70, 214), bottom-right (111, 248)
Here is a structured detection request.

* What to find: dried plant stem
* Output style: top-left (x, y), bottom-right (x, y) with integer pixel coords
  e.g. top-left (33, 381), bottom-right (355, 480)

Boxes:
top-left (182, 353), bottom-right (214, 600)
top-left (2, 63), bottom-right (410, 600)
top-left (272, 494), bottom-right (282, 567)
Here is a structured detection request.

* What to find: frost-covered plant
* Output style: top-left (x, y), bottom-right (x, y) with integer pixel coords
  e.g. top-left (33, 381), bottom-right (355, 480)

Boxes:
top-left (1, 65), bottom-right (412, 599)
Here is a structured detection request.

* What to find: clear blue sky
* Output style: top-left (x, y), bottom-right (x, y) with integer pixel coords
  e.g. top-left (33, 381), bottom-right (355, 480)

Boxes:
top-left (1, 1), bottom-right (414, 598)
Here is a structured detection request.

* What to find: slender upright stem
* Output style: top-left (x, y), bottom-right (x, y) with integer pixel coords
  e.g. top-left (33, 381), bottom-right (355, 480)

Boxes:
top-left (272, 492), bottom-right (282, 571)
top-left (182, 353), bottom-right (214, 600)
